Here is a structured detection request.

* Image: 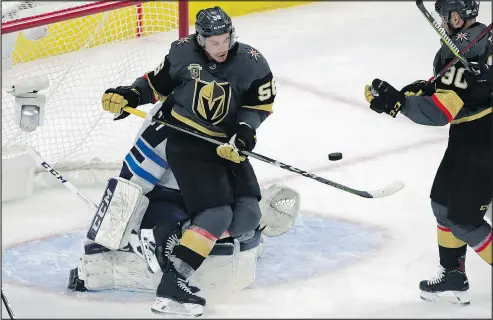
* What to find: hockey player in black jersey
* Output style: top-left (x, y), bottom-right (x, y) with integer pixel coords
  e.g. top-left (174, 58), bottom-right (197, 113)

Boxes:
top-left (100, 6), bottom-right (276, 316)
top-left (364, 0), bottom-right (492, 306)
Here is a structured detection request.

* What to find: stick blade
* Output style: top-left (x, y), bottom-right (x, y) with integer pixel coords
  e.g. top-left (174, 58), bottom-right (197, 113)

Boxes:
top-left (362, 181), bottom-right (405, 198)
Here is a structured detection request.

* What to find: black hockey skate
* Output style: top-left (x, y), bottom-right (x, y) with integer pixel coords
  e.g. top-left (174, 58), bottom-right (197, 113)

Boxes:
top-left (151, 265), bottom-right (206, 317)
top-left (155, 227), bottom-right (181, 272)
top-left (133, 223), bottom-right (183, 274)
top-left (67, 268), bottom-right (87, 292)
top-left (154, 227), bottom-right (201, 295)
top-left (419, 266), bottom-right (470, 306)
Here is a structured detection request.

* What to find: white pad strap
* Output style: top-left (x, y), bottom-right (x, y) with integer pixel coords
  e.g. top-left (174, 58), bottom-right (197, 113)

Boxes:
top-left (259, 184), bottom-right (301, 237)
top-left (87, 177), bottom-right (149, 250)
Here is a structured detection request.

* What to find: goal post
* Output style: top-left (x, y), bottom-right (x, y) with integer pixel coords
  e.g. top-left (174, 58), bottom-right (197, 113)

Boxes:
top-left (1, 1), bottom-right (189, 200)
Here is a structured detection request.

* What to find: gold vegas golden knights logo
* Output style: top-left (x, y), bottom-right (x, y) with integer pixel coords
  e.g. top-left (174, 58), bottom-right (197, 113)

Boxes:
top-left (192, 80), bottom-right (231, 125)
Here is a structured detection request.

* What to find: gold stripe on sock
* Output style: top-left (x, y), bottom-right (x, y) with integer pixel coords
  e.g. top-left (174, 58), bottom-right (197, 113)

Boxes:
top-left (180, 228), bottom-right (216, 258)
top-left (437, 225), bottom-right (466, 248)
top-left (474, 232), bottom-right (492, 265)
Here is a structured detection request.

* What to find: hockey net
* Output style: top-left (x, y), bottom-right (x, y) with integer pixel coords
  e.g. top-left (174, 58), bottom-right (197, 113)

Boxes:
top-left (1, 1), bottom-right (188, 191)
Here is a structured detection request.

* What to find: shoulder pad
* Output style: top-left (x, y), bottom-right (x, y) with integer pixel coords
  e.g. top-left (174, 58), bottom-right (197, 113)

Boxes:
top-left (171, 34), bottom-right (196, 47)
top-left (168, 35), bottom-right (199, 63)
top-left (235, 42), bottom-right (271, 77)
top-left (169, 35), bottom-right (198, 55)
top-left (454, 23), bottom-right (490, 59)
top-left (236, 42), bottom-right (266, 62)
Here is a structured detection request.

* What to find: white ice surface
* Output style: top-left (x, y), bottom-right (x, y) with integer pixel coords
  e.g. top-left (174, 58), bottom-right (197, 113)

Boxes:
top-left (2, 1), bottom-right (492, 318)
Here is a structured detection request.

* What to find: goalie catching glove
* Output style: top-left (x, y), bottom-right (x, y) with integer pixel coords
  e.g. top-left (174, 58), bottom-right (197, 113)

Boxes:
top-left (216, 122), bottom-right (256, 163)
top-left (102, 86), bottom-right (140, 120)
top-left (258, 184), bottom-right (301, 237)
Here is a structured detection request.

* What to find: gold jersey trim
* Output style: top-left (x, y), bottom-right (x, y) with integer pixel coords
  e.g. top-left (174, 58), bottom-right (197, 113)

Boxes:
top-left (171, 109), bottom-right (228, 138)
top-left (145, 72), bottom-right (167, 102)
top-left (241, 103), bottom-right (274, 113)
top-left (451, 107), bottom-right (492, 124)
top-left (433, 89), bottom-right (464, 119)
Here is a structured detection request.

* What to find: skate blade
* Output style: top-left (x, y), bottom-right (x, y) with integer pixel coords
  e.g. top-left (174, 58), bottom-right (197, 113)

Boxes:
top-left (151, 298), bottom-right (203, 317)
top-left (128, 233), bottom-right (147, 263)
top-left (420, 290), bottom-right (470, 306)
top-left (140, 231), bottom-right (162, 274)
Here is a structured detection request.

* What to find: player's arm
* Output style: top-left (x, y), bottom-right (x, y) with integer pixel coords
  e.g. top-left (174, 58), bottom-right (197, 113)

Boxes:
top-left (133, 54), bottom-right (178, 106)
top-left (402, 47), bottom-right (493, 126)
top-left (400, 89), bottom-right (464, 126)
top-left (216, 61), bottom-right (275, 163)
top-left (237, 71), bottom-right (276, 130)
top-left (102, 42), bottom-right (181, 120)
top-left (365, 78), bottom-right (464, 126)
top-left (401, 29), bottom-right (493, 125)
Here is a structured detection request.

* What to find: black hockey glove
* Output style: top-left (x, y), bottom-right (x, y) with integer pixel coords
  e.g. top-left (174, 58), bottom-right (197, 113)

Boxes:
top-left (234, 122), bottom-right (257, 151)
top-left (400, 80), bottom-right (435, 97)
top-left (463, 62), bottom-right (492, 103)
top-left (102, 86), bottom-right (141, 120)
top-left (364, 79), bottom-right (406, 118)
top-left (463, 62), bottom-right (491, 86)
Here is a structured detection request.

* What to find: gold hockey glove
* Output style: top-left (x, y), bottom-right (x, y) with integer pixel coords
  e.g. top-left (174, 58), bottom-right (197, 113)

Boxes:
top-left (216, 142), bottom-right (246, 164)
top-left (102, 86), bottom-right (140, 119)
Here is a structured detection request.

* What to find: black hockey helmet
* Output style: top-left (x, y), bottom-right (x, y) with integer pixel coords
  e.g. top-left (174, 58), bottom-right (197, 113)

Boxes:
top-left (435, 0), bottom-right (480, 22)
top-left (195, 6), bottom-right (236, 49)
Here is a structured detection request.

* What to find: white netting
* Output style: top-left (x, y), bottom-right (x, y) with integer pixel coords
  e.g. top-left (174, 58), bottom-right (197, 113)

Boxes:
top-left (1, 1), bottom-right (183, 187)
top-left (2, 1), bottom-right (95, 22)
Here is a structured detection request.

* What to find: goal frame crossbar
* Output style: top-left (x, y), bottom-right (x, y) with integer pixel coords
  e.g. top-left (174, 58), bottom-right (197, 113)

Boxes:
top-left (1, 1), bottom-right (189, 189)
top-left (1, 0), bottom-right (189, 37)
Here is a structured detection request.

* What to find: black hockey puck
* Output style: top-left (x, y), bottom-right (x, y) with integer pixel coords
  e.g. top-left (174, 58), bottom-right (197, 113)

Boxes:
top-left (328, 152), bottom-right (343, 161)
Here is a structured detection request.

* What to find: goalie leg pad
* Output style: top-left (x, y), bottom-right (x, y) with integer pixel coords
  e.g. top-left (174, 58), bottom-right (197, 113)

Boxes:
top-left (76, 231), bottom-right (261, 295)
top-left (259, 184), bottom-right (301, 237)
top-left (76, 240), bottom-right (160, 292)
top-left (87, 177), bottom-right (149, 250)
top-left (189, 229), bottom-right (261, 296)
top-left (77, 241), bottom-right (115, 291)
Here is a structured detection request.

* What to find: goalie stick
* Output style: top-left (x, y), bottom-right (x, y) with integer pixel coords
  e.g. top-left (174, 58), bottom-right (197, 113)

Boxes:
top-left (122, 107), bottom-right (404, 199)
top-left (24, 146), bottom-right (98, 211)
top-left (2, 288), bottom-right (16, 319)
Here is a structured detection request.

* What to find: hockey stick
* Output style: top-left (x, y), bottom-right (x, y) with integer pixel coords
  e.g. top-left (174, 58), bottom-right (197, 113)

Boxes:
top-left (2, 288), bottom-right (16, 319)
top-left (369, 22), bottom-right (492, 97)
top-left (425, 22), bottom-right (493, 85)
top-left (122, 107), bottom-right (404, 198)
top-left (416, 0), bottom-right (480, 74)
top-left (24, 146), bottom-right (99, 210)
top-left (411, 22), bottom-right (493, 97)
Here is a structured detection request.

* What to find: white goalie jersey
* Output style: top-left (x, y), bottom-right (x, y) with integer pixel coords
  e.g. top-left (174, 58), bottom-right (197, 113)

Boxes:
top-left (120, 102), bottom-right (179, 194)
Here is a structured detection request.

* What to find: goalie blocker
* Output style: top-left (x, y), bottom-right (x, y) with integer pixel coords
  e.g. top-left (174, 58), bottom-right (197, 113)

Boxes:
top-left (69, 178), bottom-right (300, 295)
